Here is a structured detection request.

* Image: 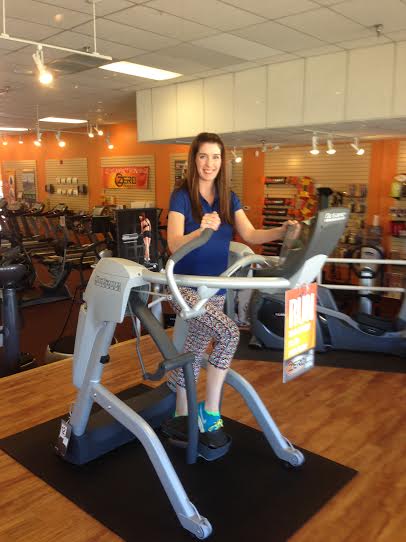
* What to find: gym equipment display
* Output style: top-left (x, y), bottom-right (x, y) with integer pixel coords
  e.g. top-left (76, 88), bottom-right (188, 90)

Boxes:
top-left (55, 207), bottom-right (348, 538)
top-left (250, 211), bottom-right (406, 357)
top-left (0, 263), bottom-right (36, 376)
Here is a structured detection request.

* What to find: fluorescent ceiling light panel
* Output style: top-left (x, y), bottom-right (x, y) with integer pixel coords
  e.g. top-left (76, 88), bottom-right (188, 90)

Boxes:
top-left (0, 127), bottom-right (28, 131)
top-left (39, 117), bottom-right (87, 124)
top-left (99, 61), bottom-right (182, 81)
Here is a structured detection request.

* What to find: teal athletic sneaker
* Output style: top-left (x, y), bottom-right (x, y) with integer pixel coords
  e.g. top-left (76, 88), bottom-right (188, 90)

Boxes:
top-left (198, 402), bottom-right (224, 433)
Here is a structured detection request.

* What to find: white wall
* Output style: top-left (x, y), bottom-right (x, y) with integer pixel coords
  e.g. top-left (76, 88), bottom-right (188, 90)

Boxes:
top-left (136, 42), bottom-right (406, 142)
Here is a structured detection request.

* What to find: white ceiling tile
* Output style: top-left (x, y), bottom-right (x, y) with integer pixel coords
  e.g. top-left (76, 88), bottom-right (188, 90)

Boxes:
top-left (331, 0), bottom-right (406, 34)
top-left (233, 21), bottom-right (326, 51)
top-left (73, 18), bottom-right (179, 51)
top-left (145, 0), bottom-right (266, 31)
top-left (46, 31), bottom-right (146, 60)
top-left (192, 34), bottom-right (283, 61)
top-left (338, 36), bottom-right (391, 50)
top-left (0, 39), bottom-right (26, 52)
top-left (219, 0), bottom-right (319, 19)
top-left (129, 52), bottom-right (210, 74)
top-left (312, 0), bottom-right (342, 4)
top-left (298, 44), bottom-right (343, 57)
top-left (6, 0), bottom-right (92, 30)
top-left (149, 43), bottom-right (245, 69)
top-left (38, 0), bottom-right (135, 17)
top-left (254, 53), bottom-right (299, 65)
top-left (105, 5), bottom-right (218, 41)
top-left (220, 62), bottom-right (259, 72)
top-left (5, 17), bottom-right (61, 41)
top-left (278, 8), bottom-right (372, 42)
top-left (386, 30), bottom-right (406, 40)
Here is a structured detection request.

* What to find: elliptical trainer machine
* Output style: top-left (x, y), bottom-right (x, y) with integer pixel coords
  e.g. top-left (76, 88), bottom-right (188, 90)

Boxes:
top-left (250, 212), bottom-right (406, 357)
top-left (55, 207), bottom-right (348, 539)
top-left (0, 263), bottom-right (36, 376)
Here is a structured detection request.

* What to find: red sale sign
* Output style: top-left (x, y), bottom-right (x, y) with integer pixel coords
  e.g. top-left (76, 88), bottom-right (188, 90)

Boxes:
top-left (103, 166), bottom-right (149, 189)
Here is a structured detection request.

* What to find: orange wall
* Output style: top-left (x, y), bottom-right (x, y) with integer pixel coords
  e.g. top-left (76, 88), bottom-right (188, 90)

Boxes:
top-left (0, 125), bottom-right (402, 231)
top-left (0, 122), bottom-right (189, 210)
top-left (242, 148), bottom-right (265, 228)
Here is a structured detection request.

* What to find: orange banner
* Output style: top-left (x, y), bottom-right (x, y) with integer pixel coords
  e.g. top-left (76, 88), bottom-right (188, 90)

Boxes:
top-left (103, 166), bottom-right (149, 189)
top-left (284, 283), bottom-right (317, 361)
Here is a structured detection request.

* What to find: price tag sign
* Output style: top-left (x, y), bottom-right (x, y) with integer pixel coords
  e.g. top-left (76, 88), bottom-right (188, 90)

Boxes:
top-left (55, 419), bottom-right (72, 457)
top-left (283, 283), bottom-right (317, 383)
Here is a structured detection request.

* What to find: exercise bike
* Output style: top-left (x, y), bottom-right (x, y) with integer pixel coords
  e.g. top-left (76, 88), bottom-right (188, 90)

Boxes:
top-left (55, 207), bottom-right (348, 538)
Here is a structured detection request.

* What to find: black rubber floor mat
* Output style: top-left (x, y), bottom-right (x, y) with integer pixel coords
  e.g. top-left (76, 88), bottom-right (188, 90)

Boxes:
top-left (0, 385), bottom-right (357, 542)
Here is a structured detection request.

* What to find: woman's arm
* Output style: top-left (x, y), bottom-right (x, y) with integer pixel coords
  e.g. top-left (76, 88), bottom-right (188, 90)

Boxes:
top-left (167, 210), bottom-right (221, 253)
top-left (167, 211), bottom-right (202, 253)
top-left (234, 208), bottom-right (298, 245)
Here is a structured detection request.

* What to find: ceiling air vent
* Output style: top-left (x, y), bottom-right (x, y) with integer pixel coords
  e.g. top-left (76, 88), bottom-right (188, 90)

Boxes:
top-left (47, 53), bottom-right (109, 75)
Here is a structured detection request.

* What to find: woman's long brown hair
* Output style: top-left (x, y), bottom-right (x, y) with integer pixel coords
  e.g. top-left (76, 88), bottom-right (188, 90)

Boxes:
top-left (176, 132), bottom-right (233, 224)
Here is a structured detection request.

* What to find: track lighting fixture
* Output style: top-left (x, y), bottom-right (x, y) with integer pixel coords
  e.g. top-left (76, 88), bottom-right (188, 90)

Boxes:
top-left (56, 131), bottom-right (66, 148)
top-left (326, 137), bottom-right (336, 155)
top-left (261, 140), bottom-right (267, 153)
top-left (2, 137), bottom-right (8, 146)
top-left (88, 124), bottom-right (94, 138)
top-left (350, 137), bottom-right (365, 155)
top-left (231, 147), bottom-right (242, 163)
top-left (34, 131), bottom-right (42, 147)
top-left (106, 134), bottom-right (114, 150)
top-left (96, 124), bottom-right (104, 136)
top-left (310, 134), bottom-right (319, 155)
top-left (18, 136), bottom-right (23, 144)
top-left (32, 45), bottom-right (53, 85)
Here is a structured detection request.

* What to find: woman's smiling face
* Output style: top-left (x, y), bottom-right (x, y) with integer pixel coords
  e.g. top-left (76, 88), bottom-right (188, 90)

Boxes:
top-left (195, 142), bottom-right (222, 183)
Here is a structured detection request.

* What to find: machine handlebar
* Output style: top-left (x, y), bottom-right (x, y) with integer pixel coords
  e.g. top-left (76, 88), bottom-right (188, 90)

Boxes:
top-left (165, 228), bottom-right (215, 320)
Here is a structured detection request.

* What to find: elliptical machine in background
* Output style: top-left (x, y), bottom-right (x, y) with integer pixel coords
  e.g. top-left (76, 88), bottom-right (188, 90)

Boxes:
top-left (250, 189), bottom-right (406, 357)
top-left (0, 262), bottom-right (36, 376)
top-left (348, 217), bottom-right (384, 315)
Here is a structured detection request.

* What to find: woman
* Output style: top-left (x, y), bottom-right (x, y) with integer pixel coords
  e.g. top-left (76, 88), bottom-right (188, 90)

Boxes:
top-left (139, 212), bottom-right (152, 262)
top-left (166, 132), bottom-right (299, 449)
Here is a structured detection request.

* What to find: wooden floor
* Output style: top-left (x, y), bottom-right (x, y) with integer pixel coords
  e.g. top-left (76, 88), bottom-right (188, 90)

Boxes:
top-left (0, 335), bottom-right (405, 542)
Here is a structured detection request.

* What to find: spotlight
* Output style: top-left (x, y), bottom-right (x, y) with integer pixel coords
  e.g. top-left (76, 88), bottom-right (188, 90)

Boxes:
top-left (88, 124), bottom-right (94, 138)
top-left (32, 45), bottom-right (53, 85)
top-left (326, 137), bottom-right (336, 155)
top-left (310, 134), bottom-right (319, 155)
top-left (18, 136), bottom-right (23, 145)
top-left (34, 130), bottom-right (42, 147)
top-left (2, 138), bottom-right (8, 146)
top-left (350, 137), bottom-right (365, 155)
top-left (106, 134), bottom-right (114, 150)
top-left (96, 124), bottom-right (104, 136)
top-left (56, 131), bottom-right (66, 148)
top-left (231, 147), bottom-right (242, 163)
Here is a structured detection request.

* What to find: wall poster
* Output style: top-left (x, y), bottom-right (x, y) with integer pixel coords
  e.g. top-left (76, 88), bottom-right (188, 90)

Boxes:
top-left (103, 166), bottom-right (149, 189)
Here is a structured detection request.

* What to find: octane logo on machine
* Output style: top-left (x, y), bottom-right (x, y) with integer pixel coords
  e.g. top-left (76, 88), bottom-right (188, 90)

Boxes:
top-left (323, 211), bottom-right (347, 223)
top-left (94, 275), bottom-right (121, 292)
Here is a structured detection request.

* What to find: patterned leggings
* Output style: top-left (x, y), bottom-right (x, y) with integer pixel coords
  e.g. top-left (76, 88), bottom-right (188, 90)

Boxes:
top-left (168, 287), bottom-right (240, 389)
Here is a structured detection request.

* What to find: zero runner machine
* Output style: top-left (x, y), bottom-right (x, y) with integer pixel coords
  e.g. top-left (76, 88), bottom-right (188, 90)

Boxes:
top-left (56, 207), bottom-right (348, 539)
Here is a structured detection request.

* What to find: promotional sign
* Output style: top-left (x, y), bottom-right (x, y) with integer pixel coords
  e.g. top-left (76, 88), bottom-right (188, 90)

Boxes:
top-left (21, 169), bottom-right (36, 204)
top-left (103, 166), bottom-right (149, 189)
top-left (283, 283), bottom-right (317, 383)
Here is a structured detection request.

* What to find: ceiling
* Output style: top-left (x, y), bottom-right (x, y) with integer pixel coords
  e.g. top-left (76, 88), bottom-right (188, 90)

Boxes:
top-left (1, 0), bottom-right (406, 146)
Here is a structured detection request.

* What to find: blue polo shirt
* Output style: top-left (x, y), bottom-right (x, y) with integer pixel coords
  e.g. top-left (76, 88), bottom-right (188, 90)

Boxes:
top-left (169, 188), bottom-right (242, 282)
